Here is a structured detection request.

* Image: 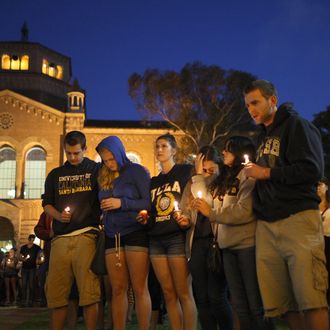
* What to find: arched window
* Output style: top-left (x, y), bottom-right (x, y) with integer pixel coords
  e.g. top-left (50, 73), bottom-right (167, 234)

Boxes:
top-left (42, 59), bottom-right (48, 74)
top-left (48, 63), bottom-right (55, 77)
top-left (56, 65), bottom-right (63, 79)
top-left (24, 147), bottom-right (46, 199)
top-left (126, 151), bottom-right (141, 164)
top-left (0, 147), bottom-right (16, 199)
top-left (10, 55), bottom-right (20, 70)
top-left (1, 54), bottom-right (10, 70)
top-left (20, 55), bottom-right (29, 70)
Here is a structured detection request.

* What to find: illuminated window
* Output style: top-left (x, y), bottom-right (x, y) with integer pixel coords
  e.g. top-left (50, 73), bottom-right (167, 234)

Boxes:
top-left (42, 59), bottom-right (48, 74)
top-left (1, 54), bottom-right (10, 70)
top-left (56, 65), bottom-right (63, 79)
top-left (10, 55), bottom-right (20, 70)
top-left (126, 152), bottom-right (141, 164)
top-left (24, 147), bottom-right (46, 199)
top-left (0, 147), bottom-right (16, 199)
top-left (48, 63), bottom-right (55, 77)
top-left (20, 55), bottom-right (29, 70)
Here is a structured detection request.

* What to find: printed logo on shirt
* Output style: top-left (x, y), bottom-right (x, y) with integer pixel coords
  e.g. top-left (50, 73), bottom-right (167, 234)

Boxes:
top-left (154, 192), bottom-right (177, 222)
top-left (228, 178), bottom-right (240, 196)
top-left (58, 173), bottom-right (93, 195)
top-left (257, 136), bottom-right (280, 168)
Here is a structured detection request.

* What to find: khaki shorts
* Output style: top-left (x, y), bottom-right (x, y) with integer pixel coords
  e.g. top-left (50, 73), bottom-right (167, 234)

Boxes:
top-left (46, 233), bottom-right (101, 308)
top-left (256, 209), bottom-right (328, 317)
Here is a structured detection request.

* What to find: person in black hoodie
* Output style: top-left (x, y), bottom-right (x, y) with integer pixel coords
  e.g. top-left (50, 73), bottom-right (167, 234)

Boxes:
top-left (243, 80), bottom-right (328, 330)
top-left (42, 131), bottom-right (101, 330)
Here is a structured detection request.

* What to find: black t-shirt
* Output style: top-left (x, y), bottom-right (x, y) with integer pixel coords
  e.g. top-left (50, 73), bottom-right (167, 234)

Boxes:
top-left (149, 164), bottom-right (193, 237)
top-left (20, 244), bottom-right (41, 270)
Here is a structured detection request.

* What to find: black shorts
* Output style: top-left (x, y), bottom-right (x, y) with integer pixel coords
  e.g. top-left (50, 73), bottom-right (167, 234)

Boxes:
top-left (105, 230), bottom-right (149, 253)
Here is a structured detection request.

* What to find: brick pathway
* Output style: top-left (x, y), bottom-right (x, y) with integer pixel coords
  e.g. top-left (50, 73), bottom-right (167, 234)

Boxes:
top-left (0, 306), bottom-right (47, 330)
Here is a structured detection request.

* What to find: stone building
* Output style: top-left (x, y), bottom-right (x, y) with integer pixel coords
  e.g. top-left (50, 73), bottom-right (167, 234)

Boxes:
top-left (0, 30), bottom-right (179, 250)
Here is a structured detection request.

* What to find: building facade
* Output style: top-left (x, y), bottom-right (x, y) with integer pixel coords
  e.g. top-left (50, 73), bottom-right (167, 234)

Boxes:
top-left (0, 36), bottom-right (180, 250)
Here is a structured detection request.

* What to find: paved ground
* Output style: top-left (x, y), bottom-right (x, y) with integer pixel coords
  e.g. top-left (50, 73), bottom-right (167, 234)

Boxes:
top-left (0, 306), bottom-right (46, 330)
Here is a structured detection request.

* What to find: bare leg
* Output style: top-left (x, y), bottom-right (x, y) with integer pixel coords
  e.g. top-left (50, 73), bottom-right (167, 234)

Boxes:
top-left (106, 250), bottom-right (129, 330)
top-left (52, 306), bottom-right (68, 330)
top-left (285, 311), bottom-right (305, 330)
top-left (151, 257), bottom-right (183, 330)
top-left (168, 257), bottom-right (197, 330)
top-left (126, 250), bottom-right (151, 330)
top-left (150, 310), bottom-right (160, 330)
top-left (304, 308), bottom-right (329, 330)
top-left (83, 302), bottom-right (99, 330)
top-left (66, 299), bottom-right (78, 330)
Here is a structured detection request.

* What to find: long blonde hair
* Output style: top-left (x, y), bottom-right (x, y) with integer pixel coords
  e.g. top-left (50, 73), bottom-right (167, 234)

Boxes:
top-left (97, 147), bottom-right (119, 190)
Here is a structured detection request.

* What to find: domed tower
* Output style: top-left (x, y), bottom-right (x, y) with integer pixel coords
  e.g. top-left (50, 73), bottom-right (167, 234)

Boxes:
top-left (65, 78), bottom-right (85, 132)
top-left (0, 23), bottom-right (85, 118)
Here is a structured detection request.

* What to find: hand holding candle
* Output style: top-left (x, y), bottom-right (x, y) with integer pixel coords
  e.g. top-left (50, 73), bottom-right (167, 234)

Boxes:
top-left (61, 206), bottom-right (71, 223)
top-left (137, 210), bottom-right (149, 225)
top-left (173, 201), bottom-right (182, 217)
top-left (242, 154), bottom-right (250, 165)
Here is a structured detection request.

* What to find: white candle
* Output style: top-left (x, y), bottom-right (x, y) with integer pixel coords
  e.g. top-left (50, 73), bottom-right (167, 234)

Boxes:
top-left (242, 154), bottom-right (250, 165)
top-left (64, 206), bottom-right (70, 213)
top-left (197, 191), bottom-right (202, 199)
top-left (173, 201), bottom-right (179, 211)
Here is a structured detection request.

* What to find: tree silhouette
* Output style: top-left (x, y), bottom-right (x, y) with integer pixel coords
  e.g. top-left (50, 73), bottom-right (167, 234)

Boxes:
top-left (129, 62), bottom-right (257, 153)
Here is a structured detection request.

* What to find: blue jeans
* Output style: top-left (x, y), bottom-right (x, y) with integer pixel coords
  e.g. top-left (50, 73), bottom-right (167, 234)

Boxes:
top-left (189, 237), bottom-right (233, 330)
top-left (21, 268), bottom-right (36, 305)
top-left (222, 246), bottom-right (274, 330)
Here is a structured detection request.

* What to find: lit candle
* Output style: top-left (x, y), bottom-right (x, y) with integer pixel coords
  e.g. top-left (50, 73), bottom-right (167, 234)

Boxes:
top-left (197, 191), bottom-right (202, 199)
top-left (242, 154), bottom-right (250, 165)
top-left (26, 254), bottom-right (30, 259)
top-left (64, 206), bottom-right (70, 213)
top-left (173, 201), bottom-right (179, 211)
top-left (139, 210), bottom-right (148, 221)
top-left (40, 256), bottom-right (45, 262)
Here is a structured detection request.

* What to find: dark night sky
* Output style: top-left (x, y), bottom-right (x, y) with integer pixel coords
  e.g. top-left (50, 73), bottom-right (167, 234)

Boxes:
top-left (1, 0), bottom-right (329, 121)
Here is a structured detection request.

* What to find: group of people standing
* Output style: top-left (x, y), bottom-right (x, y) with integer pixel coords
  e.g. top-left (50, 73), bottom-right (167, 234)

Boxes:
top-left (39, 79), bottom-right (329, 330)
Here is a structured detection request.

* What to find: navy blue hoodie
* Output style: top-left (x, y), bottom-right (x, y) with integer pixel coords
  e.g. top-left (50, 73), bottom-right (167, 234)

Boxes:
top-left (253, 103), bottom-right (323, 221)
top-left (96, 136), bottom-right (151, 237)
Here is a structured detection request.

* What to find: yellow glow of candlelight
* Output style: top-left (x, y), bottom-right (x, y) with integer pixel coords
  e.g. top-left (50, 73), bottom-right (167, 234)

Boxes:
top-left (242, 154), bottom-right (250, 165)
top-left (173, 201), bottom-right (179, 211)
top-left (197, 191), bottom-right (202, 199)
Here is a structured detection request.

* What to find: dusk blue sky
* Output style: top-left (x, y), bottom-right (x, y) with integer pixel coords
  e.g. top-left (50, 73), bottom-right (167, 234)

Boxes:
top-left (1, 0), bottom-right (329, 121)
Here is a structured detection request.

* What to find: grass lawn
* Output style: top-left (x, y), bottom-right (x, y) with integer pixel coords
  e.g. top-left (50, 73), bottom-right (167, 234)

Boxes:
top-left (15, 308), bottom-right (290, 330)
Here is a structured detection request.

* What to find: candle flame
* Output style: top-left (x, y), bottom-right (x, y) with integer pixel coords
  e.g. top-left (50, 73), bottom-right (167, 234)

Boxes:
top-left (173, 201), bottom-right (179, 211)
top-left (64, 206), bottom-right (70, 212)
top-left (242, 154), bottom-right (250, 165)
top-left (197, 191), bottom-right (202, 199)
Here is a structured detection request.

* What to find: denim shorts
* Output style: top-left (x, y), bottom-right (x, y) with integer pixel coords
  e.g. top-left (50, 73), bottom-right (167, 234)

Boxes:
top-left (149, 232), bottom-right (186, 257)
top-left (105, 230), bottom-right (149, 254)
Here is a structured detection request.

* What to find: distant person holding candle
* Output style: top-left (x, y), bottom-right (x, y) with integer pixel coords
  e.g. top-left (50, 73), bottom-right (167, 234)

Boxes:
top-left (19, 234), bottom-right (41, 307)
top-left (243, 80), bottom-right (328, 329)
top-left (96, 135), bottom-right (151, 330)
top-left (42, 130), bottom-right (101, 330)
top-left (1, 248), bottom-right (19, 305)
top-left (146, 133), bottom-right (197, 330)
top-left (179, 145), bottom-right (234, 330)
